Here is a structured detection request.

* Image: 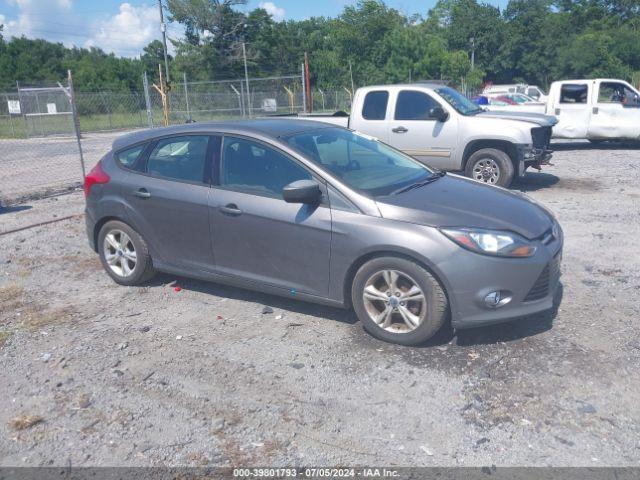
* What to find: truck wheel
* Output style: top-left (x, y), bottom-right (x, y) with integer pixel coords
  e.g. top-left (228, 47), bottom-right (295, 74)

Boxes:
top-left (465, 148), bottom-right (514, 187)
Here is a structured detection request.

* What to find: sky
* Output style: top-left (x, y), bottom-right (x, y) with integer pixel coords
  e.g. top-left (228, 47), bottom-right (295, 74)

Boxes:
top-left (0, 0), bottom-right (510, 58)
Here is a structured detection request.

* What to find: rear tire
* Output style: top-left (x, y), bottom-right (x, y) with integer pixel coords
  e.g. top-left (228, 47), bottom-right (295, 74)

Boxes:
top-left (465, 148), bottom-right (514, 187)
top-left (351, 256), bottom-right (448, 346)
top-left (98, 220), bottom-right (156, 286)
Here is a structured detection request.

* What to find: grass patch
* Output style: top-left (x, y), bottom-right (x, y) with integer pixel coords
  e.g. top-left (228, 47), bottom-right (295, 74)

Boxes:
top-left (0, 284), bottom-right (25, 312)
top-left (19, 305), bottom-right (76, 331)
top-left (0, 330), bottom-right (13, 348)
top-left (8, 414), bottom-right (44, 430)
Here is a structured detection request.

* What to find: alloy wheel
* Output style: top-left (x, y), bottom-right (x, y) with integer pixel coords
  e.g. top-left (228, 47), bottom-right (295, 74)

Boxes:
top-left (362, 269), bottom-right (427, 333)
top-left (103, 229), bottom-right (137, 278)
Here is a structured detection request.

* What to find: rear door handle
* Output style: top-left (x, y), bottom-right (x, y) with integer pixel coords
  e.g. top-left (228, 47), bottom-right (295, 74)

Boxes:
top-left (133, 188), bottom-right (151, 199)
top-left (219, 203), bottom-right (242, 216)
top-left (392, 126), bottom-right (408, 133)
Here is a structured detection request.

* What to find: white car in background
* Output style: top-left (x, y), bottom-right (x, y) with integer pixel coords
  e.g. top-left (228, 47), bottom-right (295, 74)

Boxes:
top-left (484, 84), bottom-right (548, 102)
top-left (483, 93), bottom-right (547, 113)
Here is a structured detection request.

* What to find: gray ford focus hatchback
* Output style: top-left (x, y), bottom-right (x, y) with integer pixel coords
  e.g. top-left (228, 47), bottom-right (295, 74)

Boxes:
top-left (85, 119), bottom-right (562, 346)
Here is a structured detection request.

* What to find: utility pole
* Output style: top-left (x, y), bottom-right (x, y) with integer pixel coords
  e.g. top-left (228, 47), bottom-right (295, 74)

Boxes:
top-left (242, 42), bottom-right (251, 116)
top-left (348, 60), bottom-right (355, 95)
top-left (304, 52), bottom-right (312, 113)
top-left (470, 37), bottom-right (476, 69)
top-left (158, 0), bottom-right (170, 83)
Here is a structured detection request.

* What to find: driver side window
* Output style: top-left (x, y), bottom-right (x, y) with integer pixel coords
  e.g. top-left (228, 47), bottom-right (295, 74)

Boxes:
top-left (598, 82), bottom-right (638, 105)
top-left (394, 90), bottom-right (440, 120)
top-left (220, 137), bottom-right (312, 198)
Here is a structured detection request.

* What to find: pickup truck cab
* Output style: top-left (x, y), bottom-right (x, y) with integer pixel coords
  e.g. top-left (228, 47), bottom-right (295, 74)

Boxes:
top-left (544, 79), bottom-right (640, 141)
top-left (486, 79), bottom-right (640, 141)
top-left (298, 83), bottom-right (556, 187)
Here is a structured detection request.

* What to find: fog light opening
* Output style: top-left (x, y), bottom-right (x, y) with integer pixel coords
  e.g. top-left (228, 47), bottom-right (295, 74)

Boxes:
top-left (484, 290), bottom-right (512, 309)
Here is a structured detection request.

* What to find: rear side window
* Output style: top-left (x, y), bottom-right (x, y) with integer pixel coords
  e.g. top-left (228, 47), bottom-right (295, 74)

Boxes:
top-left (146, 135), bottom-right (209, 183)
top-left (394, 91), bottom-right (440, 120)
top-left (560, 84), bottom-right (588, 104)
top-left (362, 91), bottom-right (389, 120)
top-left (116, 144), bottom-right (146, 169)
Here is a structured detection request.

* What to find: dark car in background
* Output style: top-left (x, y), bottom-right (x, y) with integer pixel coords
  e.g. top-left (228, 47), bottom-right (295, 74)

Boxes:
top-left (84, 119), bottom-right (562, 345)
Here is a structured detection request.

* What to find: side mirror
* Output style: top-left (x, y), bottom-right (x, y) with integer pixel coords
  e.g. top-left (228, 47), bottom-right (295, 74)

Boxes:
top-left (429, 106), bottom-right (449, 122)
top-left (282, 179), bottom-right (322, 204)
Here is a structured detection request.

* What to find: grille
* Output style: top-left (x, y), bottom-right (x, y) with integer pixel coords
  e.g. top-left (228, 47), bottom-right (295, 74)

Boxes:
top-left (531, 126), bottom-right (552, 150)
top-left (524, 253), bottom-right (561, 302)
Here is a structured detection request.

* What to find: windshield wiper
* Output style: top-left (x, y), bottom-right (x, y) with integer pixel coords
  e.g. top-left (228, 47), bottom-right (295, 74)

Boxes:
top-left (391, 171), bottom-right (446, 195)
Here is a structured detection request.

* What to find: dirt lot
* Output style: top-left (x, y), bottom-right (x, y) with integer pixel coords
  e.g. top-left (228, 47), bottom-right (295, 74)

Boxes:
top-left (1, 141), bottom-right (639, 467)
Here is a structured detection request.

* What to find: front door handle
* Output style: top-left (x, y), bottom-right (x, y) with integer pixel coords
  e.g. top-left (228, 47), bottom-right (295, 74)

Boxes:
top-left (219, 203), bottom-right (243, 216)
top-left (133, 188), bottom-right (151, 199)
top-left (592, 107), bottom-right (599, 114)
top-left (392, 126), bottom-right (408, 133)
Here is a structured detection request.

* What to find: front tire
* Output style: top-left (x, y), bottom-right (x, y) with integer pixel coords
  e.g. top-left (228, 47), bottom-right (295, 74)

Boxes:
top-left (465, 148), bottom-right (514, 187)
top-left (351, 256), bottom-right (448, 346)
top-left (98, 220), bottom-right (156, 286)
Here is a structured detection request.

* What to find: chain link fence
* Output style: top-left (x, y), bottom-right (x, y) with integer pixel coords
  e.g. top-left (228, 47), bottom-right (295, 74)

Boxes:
top-left (0, 71), bottom-right (354, 207)
top-left (143, 74), bottom-right (308, 126)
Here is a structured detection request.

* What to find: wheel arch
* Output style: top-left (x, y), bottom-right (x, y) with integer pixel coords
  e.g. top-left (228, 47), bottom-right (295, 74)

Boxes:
top-left (93, 216), bottom-right (140, 253)
top-left (342, 249), bottom-right (452, 313)
top-left (462, 140), bottom-right (518, 171)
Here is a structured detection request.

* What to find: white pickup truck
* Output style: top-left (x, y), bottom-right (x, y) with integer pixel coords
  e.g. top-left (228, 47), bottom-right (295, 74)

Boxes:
top-left (294, 83), bottom-right (556, 187)
top-left (487, 78), bottom-right (640, 142)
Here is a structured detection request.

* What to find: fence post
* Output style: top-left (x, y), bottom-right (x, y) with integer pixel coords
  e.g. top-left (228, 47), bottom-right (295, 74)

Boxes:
top-left (242, 43), bottom-right (252, 116)
top-left (5, 94), bottom-right (15, 137)
top-left (66, 70), bottom-right (86, 180)
top-left (239, 82), bottom-right (246, 117)
top-left (301, 64), bottom-right (306, 114)
top-left (143, 72), bottom-right (154, 128)
top-left (35, 91), bottom-right (44, 136)
top-left (17, 81), bottom-right (29, 138)
top-left (183, 72), bottom-right (192, 122)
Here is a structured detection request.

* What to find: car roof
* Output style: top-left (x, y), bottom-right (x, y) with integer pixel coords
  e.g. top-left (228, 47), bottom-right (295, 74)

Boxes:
top-left (361, 82), bottom-right (449, 91)
top-left (111, 118), bottom-right (334, 152)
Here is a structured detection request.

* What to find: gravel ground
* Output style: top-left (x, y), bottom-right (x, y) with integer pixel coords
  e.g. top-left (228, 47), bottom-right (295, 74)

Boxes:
top-left (0, 141), bottom-right (639, 467)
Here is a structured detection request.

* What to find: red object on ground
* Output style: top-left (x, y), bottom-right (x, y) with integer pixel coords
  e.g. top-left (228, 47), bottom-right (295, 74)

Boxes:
top-left (174, 286), bottom-right (182, 292)
top-left (216, 315), bottom-right (223, 320)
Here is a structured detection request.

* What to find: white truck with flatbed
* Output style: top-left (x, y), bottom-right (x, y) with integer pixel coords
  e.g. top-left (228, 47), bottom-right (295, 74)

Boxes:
top-left (291, 83), bottom-right (556, 187)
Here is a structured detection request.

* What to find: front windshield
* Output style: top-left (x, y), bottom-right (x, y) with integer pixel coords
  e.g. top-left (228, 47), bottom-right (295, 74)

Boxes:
top-left (435, 86), bottom-right (483, 115)
top-left (283, 127), bottom-right (434, 197)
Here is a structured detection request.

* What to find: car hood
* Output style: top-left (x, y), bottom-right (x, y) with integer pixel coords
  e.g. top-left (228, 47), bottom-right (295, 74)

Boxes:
top-left (477, 110), bottom-right (558, 127)
top-left (375, 175), bottom-right (553, 240)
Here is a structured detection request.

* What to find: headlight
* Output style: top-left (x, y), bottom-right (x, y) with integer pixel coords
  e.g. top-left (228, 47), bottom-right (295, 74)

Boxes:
top-left (440, 228), bottom-right (537, 257)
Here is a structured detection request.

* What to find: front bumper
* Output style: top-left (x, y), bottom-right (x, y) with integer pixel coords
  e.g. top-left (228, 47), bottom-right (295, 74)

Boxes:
top-left (517, 146), bottom-right (553, 177)
top-left (443, 224), bottom-right (563, 330)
